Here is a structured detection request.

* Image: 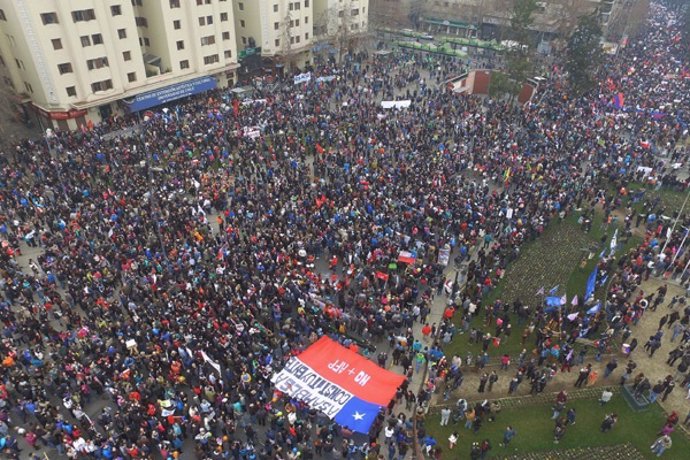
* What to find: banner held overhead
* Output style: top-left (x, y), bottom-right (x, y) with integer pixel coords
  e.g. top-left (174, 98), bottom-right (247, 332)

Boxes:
top-left (271, 336), bottom-right (405, 433)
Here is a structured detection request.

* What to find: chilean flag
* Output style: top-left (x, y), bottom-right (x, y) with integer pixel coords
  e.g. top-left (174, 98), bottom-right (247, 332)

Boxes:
top-left (271, 337), bottom-right (405, 433)
top-left (397, 251), bottom-right (416, 264)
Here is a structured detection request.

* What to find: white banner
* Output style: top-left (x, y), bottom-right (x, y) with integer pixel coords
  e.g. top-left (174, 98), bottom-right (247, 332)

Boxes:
top-left (242, 126), bottom-right (261, 139)
top-left (294, 72), bottom-right (312, 85)
top-left (381, 100), bottom-right (411, 109)
top-left (271, 357), bottom-right (353, 418)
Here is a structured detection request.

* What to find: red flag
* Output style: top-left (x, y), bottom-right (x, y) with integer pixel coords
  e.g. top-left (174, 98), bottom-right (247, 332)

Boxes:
top-left (375, 271), bottom-right (389, 281)
top-left (315, 143), bottom-right (325, 155)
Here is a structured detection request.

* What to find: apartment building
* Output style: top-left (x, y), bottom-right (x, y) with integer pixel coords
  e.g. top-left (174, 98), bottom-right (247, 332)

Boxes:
top-left (313, 0), bottom-right (370, 40)
top-left (233, 0), bottom-right (314, 71)
top-left (0, 0), bottom-right (239, 130)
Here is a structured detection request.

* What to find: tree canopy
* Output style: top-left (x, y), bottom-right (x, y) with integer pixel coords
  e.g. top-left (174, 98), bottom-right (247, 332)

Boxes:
top-left (565, 15), bottom-right (604, 95)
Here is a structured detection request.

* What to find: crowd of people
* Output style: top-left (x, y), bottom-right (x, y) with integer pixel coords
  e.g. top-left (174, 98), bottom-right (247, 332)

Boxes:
top-left (0, 1), bottom-right (689, 459)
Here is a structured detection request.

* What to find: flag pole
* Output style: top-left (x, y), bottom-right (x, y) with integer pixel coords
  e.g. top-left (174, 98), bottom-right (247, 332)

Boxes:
top-left (671, 226), bottom-right (689, 265)
top-left (661, 188), bottom-right (690, 255)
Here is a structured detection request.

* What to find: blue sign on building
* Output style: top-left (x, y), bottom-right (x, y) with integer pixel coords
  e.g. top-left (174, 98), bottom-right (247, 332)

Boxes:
top-left (124, 76), bottom-right (217, 112)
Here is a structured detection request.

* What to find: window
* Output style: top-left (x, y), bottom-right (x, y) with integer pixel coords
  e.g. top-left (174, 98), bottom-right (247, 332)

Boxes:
top-left (91, 79), bottom-right (113, 92)
top-left (206, 15), bottom-right (213, 24)
top-left (51, 38), bottom-right (63, 50)
top-left (170, 0), bottom-right (180, 7)
top-left (241, 36), bottom-right (247, 44)
top-left (86, 57), bottom-right (109, 70)
top-left (290, 36), bottom-right (294, 44)
top-left (131, 0), bottom-right (142, 6)
top-left (0, 9), bottom-right (6, 21)
top-left (176, 40), bottom-right (185, 50)
top-left (238, 2), bottom-right (244, 10)
top-left (220, 12), bottom-right (228, 21)
top-left (338, 10), bottom-right (343, 17)
top-left (72, 9), bottom-right (96, 23)
top-left (135, 17), bottom-right (148, 27)
top-left (296, 19), bottom-right (299, 26)
top-left (275, 38), bottom-right (280, 47)
top-left (58, 62), bottom-right (73, 74)
top-left (66, 86), bottom-right (77, 97)
top-left (200, 35), bottom-right (215, 46)
top-left (173, 19), bottom-right (181, 29)
top-left (305, 0), bottom-right (309, 6)
top-left (240, 19), bottom-right (245, 27)
top-left (199, 17), bottom-right (205, 26)
top-left (41, 12), bottom-right (59, 25)
top-left (290, 20), bottom-right (294, 27)
top-left (118, 29), bottom-right (127, 39)
top-left (111, 5), bottom-right (122, 16)
top-left (143, 37), bottom-right (150, 46)
top-left (289, 3), bottom-right (293, 11)
top-left (196, 0), bottom-right (211, 4)
top-left (15, 59), bottom-right (23, 69)
top-left (273, 4), bottom-right (278, 13)
top-left (92, 33), bottom-right (103, 44)
top-left (305, 32), bottom-right (309, 40)
top-left (274, 22), bottom-right (279, 30)
top-left (294, 2), bottom-right (300, 10)
top-left (222, 31), bottom-right (230, 40)
top-left (127, 72), bottom-right (136, 82)
top-left (224, 50), bottom-right (232, 59)
top-left (352, 8), bottom-right (359, 16)
top-left (203, 54), bottom-right (219, 65)
top-left (24, 81), bottom-right (33, 94)
top-left (295, 35), bottom-right (300, 43)
top-left (305, 16), bottom-right (308, 24)
top-left (180, 59), bottom-right (189, 69)
top-left (123, 51), bottom-right (132, 61)
top-left (81, 35), bottom-right (91, 47)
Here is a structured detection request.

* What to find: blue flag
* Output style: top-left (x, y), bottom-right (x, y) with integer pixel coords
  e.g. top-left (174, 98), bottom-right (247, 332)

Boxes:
top-left (585, 266), bottom-right (598, 301)
top-left (549, 285), bottom-right (559, 295)
top-left (546, 296), bottom-right (563, 307)
top-left (334, 397), bottom-right (382, 433)
top-left (587, 302), bottom-right (601, 316)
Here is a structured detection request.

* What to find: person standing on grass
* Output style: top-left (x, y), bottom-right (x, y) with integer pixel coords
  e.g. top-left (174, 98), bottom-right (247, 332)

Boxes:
top-left (599, 387), bottom-right (613, 405)
top-left (566, 408), bottom-right (576, 426)
top-left (501, 426), bottom-right (516, 447)
top-left (650, 434), bottom-right (672, 457)
top-left (600, 413), bottom-right (618, 432)
top-left (440, 407), bottom-right (451, 426)
top-left (448, 432), bottom-right (458, 450)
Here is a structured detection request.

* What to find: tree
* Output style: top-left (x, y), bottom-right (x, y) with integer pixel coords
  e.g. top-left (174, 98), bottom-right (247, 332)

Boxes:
top-left (493, 0), bottom-right (538, 101)
top-left (565, 15), bottom-right (603, 95)
top-left (509, 0), bottom-right (538, 47)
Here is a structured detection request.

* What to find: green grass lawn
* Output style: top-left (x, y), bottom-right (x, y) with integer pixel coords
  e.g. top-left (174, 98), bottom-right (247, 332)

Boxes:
top-left (445, 210), bottom-right (639, 360)
top-left (426, 396), bottom-right (690, 459)
top-left (610, 181), bottom-right (688, 217)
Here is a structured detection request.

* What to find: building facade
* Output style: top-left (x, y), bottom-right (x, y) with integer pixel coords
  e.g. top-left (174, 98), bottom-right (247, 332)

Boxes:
top-left (371, 0), bottom-right (633, 41)
top-left (313, 0), bottom-right (370, 39)
top-left (233, 0), bottom-right (314, 72)
top-left (0, 0), bottom-right (239, 130)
